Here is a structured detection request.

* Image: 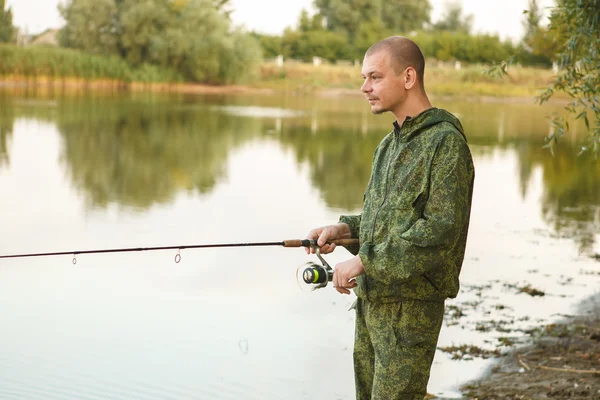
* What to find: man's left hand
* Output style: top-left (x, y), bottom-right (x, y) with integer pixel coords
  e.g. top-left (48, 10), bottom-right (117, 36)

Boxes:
top-left (333, 255), bottom-right (365, 295)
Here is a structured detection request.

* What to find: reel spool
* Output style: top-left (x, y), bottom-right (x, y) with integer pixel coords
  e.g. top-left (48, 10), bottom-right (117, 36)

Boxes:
top-left (296, 261), bottom-right (333, 291)
top-left (295, 245), bottom-right (333, 292)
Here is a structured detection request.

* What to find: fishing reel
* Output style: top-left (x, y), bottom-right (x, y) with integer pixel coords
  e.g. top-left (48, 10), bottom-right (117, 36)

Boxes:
top-left (296, 244), bottom-right (333, 291)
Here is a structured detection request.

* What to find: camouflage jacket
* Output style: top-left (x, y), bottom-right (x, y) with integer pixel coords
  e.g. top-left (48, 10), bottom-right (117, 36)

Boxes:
top-left (340, 108), bottom-right (474, 303)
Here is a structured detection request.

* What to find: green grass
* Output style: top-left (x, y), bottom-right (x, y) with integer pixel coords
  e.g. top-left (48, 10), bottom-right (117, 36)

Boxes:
top-left (252, 60), bottom-right (561, 99)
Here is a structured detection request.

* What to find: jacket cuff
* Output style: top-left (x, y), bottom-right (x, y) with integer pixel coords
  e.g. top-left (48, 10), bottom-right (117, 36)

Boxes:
top-left (338, 215), bottom-right (360, 238)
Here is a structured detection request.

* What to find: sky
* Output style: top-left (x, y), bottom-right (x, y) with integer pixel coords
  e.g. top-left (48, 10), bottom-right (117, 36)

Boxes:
top-left (7, 0), bottom-right (555, 42)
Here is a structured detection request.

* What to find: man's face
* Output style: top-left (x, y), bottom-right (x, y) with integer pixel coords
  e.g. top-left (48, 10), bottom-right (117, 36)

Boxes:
top-left (360, 51), bottom-right (406, 115)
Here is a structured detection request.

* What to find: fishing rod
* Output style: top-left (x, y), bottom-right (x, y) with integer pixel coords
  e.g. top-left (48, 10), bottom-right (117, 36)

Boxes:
top-left (0, 238), bottom-right (359, 290)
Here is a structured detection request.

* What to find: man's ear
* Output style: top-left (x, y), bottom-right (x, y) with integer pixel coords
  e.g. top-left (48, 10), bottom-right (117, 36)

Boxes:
top-left (404, 67), bottom-right (417, 90)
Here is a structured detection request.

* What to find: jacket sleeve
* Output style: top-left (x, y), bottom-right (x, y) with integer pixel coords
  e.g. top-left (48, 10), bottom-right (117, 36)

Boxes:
top-left (359, 133), bottom-right (474, 284)
top-left (338, 214), bottom-right (361, 238)
top-left (338, 214), bottom-right (362, 255)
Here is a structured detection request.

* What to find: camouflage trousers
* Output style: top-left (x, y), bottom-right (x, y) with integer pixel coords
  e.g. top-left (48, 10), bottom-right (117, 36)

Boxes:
top-left (353, 298), bottom-right (445, 400)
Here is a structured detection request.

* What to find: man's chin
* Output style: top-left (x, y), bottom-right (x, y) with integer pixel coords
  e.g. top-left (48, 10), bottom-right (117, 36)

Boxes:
top-left (371, 106), bottom-right (386, 115)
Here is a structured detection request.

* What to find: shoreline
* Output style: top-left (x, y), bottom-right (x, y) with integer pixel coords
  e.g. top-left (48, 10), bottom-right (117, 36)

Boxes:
top-left (0, 78), bottom-right (569, 105)
top-left (460, 290), bottom-right (600, 399)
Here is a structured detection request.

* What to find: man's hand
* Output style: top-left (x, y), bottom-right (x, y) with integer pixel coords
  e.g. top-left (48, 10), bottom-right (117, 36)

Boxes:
top-left (305, 223), bottom-right (351, 255)
top-left (333, 255), bottom-right (365, 295)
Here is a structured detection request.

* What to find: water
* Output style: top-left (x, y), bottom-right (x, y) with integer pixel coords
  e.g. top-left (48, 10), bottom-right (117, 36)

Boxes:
top-left (0, 88), bottom-right (599, 399)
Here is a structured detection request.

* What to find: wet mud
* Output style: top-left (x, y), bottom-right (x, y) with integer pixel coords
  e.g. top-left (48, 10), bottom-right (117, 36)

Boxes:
top-left (459, 291), bottom-right (600, 399)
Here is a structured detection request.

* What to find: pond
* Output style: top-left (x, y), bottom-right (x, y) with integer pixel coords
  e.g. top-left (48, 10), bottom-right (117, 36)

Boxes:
top-left (0, 88), bottom-right (599, 399)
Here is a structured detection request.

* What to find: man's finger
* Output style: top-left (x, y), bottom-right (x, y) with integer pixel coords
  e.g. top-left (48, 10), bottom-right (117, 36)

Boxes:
top-left (320, 243), bottom-right (336, 254)
top-left (334, 285), bottom-right (350, 295)
top-left (317, 229), bottom-right (331, 247)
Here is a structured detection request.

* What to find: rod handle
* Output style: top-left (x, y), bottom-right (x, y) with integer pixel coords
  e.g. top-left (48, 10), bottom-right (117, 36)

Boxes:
top-left (283, 239), bottom-right (360, 248)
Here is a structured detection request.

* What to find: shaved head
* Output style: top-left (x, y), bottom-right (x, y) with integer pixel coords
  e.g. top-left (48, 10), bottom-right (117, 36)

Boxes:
top-left (366, 36), bottom-right (426, 89)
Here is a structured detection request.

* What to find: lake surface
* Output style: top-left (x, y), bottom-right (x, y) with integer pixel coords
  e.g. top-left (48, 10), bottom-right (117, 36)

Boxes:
top-left (0, 88), bottom-right (599, 399)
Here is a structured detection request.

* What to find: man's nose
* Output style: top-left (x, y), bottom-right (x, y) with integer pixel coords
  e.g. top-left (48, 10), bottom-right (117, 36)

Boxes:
top-left (361, 80), bottom-right (371, 93)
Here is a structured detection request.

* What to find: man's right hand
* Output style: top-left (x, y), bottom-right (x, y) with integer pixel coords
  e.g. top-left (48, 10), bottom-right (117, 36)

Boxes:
top-left (305, 223), bottom-right (352, 255)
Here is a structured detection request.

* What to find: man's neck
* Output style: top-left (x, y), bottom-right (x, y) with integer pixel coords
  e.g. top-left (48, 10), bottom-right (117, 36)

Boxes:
top-left (393, 94), bottom-right (432, 127)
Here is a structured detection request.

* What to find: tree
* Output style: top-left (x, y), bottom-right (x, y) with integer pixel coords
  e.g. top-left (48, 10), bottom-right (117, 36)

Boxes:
top-left (58, 0), bottom-right (120, 56)
top-left (381, 0), bottom-right (432, 33)
top-left (298, 9), bottom-right (313, 33)
top-left (213, 0), bottom-right (232, 18)
top-left (58, 0), bottom-right (263, 84)
top-left (538, 0), bottom-right (600, 156)
top-left (313, 0), bottom-right (431, 43)
top-left (518, 0), bottom-right (559, 66)
top-left (523, 0), bottom-right (543, 41)
top-left (0, 0), bottom-right (16, 43)
top-left (432, 1), bottom-right (473, 34)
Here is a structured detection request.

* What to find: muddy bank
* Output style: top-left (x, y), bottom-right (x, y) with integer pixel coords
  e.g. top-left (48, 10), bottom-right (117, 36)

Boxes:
top-left (461, 291), bottom-right (600, 400)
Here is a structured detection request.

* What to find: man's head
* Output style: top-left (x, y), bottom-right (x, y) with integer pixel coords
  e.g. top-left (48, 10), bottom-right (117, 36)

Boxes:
top-left (360, 36), bottom-right (427, 117)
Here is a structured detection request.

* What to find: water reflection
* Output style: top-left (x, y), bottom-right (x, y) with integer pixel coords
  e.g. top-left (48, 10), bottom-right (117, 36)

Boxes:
top-left (1, 89), bottom-right (600, 399)
top-left (1, 91), bottom-right (598, 251)
top-left (278, 124), bottom-right (381, 210)
top-left (57, 102), bottom-right (264, 209)
top-left (537, 148), bottom-right (600, 252)
top-left (0, 93), bottom-right (13, 167)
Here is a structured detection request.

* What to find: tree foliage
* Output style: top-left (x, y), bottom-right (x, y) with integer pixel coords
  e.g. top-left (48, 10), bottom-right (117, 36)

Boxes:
top-left (0, 0), bottom-right (16, 43)
top-left (538, 0), bottom-right (600, 156)
top-left (256, 0), bottom-right (518, 64)
top-left (313, 0), bottom-right (431, 43)
top-left (58, 0), bottom-right (262, 84)
top-left (432, 1), bottom-right (473, 34)
top-left (516, 0), bottom-right (559, 67)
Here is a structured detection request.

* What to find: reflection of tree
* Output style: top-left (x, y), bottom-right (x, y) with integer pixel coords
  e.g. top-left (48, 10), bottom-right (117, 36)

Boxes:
top-left (0, 94), bottom-right (14, 168)
top-left (278, 124), bottom-right (381, 210)
top-left (457, 103), bottom-right (599, 252)
top-left (53, 96), bottom-right (262, 209)
top-left (5, 90), bottom-right (599, 251)
top-left (534, 146), bottom-right (600, 253)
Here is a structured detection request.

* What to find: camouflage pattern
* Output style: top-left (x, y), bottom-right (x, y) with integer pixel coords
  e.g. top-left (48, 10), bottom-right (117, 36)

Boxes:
top-left (340, 108), bottom-right (474, 399)
top-left (353, 298), bottom-right (444, 399)
top-left (339, 107), bottom-right (474, 303)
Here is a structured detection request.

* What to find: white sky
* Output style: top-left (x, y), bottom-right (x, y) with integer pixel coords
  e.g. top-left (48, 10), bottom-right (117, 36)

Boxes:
top-left (7, 0), bottom-right (554, 42)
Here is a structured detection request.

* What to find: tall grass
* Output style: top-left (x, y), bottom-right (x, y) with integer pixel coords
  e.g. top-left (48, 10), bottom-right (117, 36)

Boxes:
top-left (255, 60), bottom-right (561, 98)
top-left (0, 45), bottom-right (563, 99)
top-left (0, 45), bottom-right (183, 83)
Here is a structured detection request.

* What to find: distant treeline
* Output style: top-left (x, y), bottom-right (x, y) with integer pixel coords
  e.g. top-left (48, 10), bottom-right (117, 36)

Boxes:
top-left (0, 0), bottom-right (558, 86)
top-left (253, 0), bottom-right (556, 67)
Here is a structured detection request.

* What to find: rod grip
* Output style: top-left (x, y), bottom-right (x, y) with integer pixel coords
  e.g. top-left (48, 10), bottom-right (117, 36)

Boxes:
top-left (282, 239), bottom-right (360, 248)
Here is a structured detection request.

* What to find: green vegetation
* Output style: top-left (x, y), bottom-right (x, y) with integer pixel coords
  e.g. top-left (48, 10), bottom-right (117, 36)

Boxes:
top-left (58, 0), bottom-right (262, 84)
top-left (254, 0), bottom-right (553, 68)
top-left (0, 0), bottom-right (594, 105)
top-left (0, 43), bottom-right (560, 98)
top-left (0, 44), bottom-right (183, 82)
top-left (254, 60), bottom-right (559, 99)
top-left (0, 0), bottom-right (15, 43)
top-left (537, 0), bottom-right (600, 155)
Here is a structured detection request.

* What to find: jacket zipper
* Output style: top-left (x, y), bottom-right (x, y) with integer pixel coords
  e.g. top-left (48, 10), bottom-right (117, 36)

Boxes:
top-left (370, 130), bottom-right (402, 244)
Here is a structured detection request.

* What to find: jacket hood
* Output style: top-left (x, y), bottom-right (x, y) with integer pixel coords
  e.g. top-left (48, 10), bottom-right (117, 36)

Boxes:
top-left (393, 107), bottom-right (466, 142)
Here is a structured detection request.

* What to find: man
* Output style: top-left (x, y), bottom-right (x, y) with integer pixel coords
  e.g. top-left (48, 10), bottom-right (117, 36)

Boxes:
top-left (305, 37), bottom-right (474, 400)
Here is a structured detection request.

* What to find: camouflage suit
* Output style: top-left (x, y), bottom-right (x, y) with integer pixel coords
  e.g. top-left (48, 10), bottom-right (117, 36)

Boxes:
top-left (340, 108), bottom-right (474, 399)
